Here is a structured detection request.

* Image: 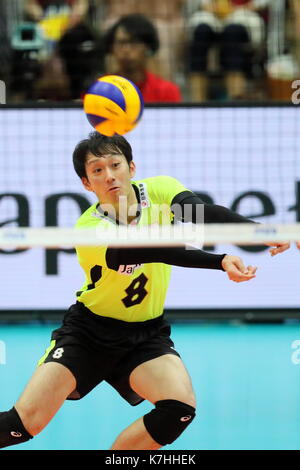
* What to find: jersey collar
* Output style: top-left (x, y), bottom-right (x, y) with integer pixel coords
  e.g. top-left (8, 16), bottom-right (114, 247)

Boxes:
top-left (92, 183), bottom-right (145, 226)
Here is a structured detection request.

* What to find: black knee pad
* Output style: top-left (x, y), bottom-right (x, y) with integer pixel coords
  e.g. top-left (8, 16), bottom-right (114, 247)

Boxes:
top-left (143, 399), bottom-right (196, 446)
top-left (0, 407), bottom-right (33, 448)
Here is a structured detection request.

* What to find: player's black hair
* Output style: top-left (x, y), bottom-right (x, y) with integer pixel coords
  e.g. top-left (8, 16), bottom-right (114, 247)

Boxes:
top-left (73, 131), bottom-right (133, 179)
top-left (104, 14), bottom-right (160, 55)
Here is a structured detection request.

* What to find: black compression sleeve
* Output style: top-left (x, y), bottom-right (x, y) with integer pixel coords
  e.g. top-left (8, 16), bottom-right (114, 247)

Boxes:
top-left (106, 246), bottom-right (226, 271)
top-left (171, 191), bottom-right (256, 224)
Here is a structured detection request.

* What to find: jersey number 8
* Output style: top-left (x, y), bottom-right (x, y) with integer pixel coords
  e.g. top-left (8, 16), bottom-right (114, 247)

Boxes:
top-left (122, 273), bottom-right (148, 308)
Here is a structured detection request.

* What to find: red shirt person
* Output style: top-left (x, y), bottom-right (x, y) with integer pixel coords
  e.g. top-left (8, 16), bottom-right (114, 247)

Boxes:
top-left (104, 14), bottom-right (182, 103)
top-left (136, 71), bottom-right (181, 103)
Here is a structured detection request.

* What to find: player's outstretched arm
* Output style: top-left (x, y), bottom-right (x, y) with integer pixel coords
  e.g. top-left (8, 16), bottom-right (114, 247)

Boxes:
top-left (221, 255), bottom-right (257, 283)
top-left (171, 191), bottom-right (291, 256)
top-left (267, 242), bottom-right (291, 256)
top-left (171, 190), bottom-right (257, 225)
top-left (106, 247), bottom-right (256, 282)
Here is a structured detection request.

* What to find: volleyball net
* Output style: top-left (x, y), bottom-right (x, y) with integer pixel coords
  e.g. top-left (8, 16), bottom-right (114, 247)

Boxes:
top-left (0, 223), bottom-right (300, 248)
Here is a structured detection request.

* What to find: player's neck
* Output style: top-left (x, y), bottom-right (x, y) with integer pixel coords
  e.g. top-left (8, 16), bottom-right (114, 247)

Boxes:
top-left (104, 186), bottom-right (139, 225)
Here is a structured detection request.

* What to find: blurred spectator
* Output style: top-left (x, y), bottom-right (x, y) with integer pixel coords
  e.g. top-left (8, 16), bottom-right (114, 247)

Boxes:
top-left (265, 0), bottom-right (300, 100)
top-left (103, 14), bottom-right (182, 103)
top-left (288, 0), bottom-right (300, 65)
top-left (56, 15), bottom-right (104, 99)
top-left (187, 0), bottom-right (269, 101)
top-left (13, 0), bottom-right (104, 100)
top-left (0, 0), bottom-right (11, 90)
top-left (24, 0), bottom-right (89, 44)
top-left (99, 0), bottom-right (186, 83)
top-left (0, 0), bottom-right (24, 101)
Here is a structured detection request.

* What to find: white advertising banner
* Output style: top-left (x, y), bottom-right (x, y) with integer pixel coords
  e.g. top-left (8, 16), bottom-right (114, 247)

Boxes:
top-left (0, 106), bottom-right (299, 309)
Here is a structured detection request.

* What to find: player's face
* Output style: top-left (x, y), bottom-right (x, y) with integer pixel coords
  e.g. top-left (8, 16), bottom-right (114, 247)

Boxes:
top-left (82, 152), bottom-right (136, 208)
top-left (112, 27), bottom-right (147, 72)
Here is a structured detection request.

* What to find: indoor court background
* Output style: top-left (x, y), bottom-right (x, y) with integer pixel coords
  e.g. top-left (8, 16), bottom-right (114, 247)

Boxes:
top-left (1, 103), bottom-right (300, 450)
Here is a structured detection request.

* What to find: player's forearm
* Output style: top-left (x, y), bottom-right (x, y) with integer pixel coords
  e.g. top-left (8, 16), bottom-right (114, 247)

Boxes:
top-left (171, 191), bottom-right (256, 224)
top-left (106, 246), bottom-right (226, 271)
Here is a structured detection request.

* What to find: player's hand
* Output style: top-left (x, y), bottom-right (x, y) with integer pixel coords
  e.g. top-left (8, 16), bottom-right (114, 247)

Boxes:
top-left (221, 255), bottom-right (257, 283)
top-left (265, 241), bottom-right (290, 256)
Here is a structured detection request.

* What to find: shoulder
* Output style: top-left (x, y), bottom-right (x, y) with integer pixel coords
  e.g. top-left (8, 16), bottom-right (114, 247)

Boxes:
top-left (134, 175), bottom-right (188, 204)
top-left (135, 175), bottom-right (182, 190)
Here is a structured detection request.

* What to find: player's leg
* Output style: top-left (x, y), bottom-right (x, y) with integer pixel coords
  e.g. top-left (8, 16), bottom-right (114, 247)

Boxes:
top-left (110, 354), bottom-right (196, 450)
top-left (16, 362), bottom-right (76, 435)
top-left (0, 362), bottom-right (76, 448)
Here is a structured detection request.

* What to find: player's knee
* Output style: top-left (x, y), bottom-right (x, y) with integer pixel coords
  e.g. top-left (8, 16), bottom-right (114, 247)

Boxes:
top-left (16, 404), bottom-right (45, 436)
top-left (143, 399), bottom-right (196, 446)
top-left (0, 407), bottom-right (33, 448)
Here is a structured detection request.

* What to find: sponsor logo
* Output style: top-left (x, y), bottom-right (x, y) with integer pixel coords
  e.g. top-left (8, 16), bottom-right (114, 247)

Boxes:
top-left (138, 183), bottom-right (150, 208)
top-left (118, 264), bottom-right (143, 276)
top-left (2, 231), bottom-right (26, 239)
top-left (180, 415), bottom-right (192, 422)
top-left (254, 227), bottom-right (277, 234)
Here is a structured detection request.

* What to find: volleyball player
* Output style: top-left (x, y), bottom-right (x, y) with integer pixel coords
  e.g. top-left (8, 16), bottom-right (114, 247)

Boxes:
top-left (0, 132), bottom-right (288, 450)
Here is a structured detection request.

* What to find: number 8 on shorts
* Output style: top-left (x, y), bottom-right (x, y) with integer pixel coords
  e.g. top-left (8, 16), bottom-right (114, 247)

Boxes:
top-left (52, 348), bottom-right (64, 359)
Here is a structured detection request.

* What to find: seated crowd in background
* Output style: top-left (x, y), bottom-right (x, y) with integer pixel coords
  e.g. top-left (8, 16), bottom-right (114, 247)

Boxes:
top-left (9, 0), bottom-right (104, 100)
top-left (188, 0), bottom-right (269, 101)
top-left (103, 14), bottom-right (182, 103)
top-left (1, 0), bottom-right (299, 103)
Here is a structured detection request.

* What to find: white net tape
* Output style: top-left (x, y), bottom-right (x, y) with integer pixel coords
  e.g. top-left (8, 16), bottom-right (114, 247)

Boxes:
top-left (0, 223), bottom-right (299, 248)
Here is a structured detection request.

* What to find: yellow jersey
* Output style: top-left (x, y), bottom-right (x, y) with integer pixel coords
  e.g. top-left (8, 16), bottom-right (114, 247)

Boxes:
top-left (75, 175), bottom-right (188, 322)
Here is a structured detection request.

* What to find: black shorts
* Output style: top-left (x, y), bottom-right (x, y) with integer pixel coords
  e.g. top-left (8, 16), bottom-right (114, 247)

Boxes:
top-left (39, 302), bottom-right (180, 406)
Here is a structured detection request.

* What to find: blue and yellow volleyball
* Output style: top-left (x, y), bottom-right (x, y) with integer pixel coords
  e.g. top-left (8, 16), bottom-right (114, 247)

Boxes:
top-left (83, 75), bottom-right (144, 136)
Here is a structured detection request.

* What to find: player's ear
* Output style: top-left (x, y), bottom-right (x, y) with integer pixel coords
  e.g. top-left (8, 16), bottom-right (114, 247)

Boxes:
top-left (82, 176), bottom-right (93, 192)
top-left (129, 161), bottom-right (136, 178)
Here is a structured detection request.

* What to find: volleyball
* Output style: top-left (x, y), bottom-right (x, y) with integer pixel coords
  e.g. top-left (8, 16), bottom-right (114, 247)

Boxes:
top-left (83, 75), bottom-right (144, 136)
